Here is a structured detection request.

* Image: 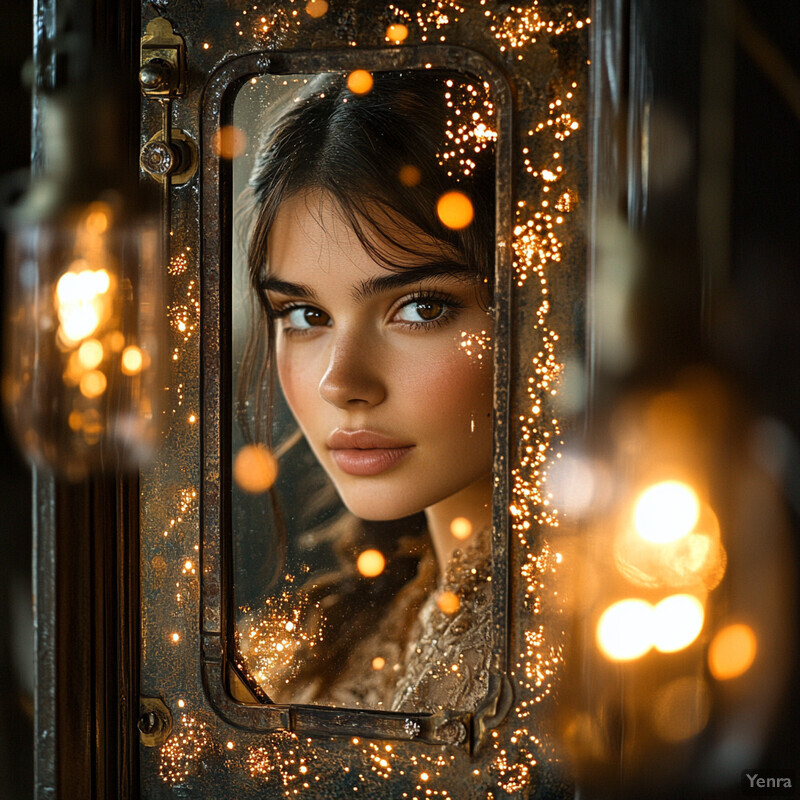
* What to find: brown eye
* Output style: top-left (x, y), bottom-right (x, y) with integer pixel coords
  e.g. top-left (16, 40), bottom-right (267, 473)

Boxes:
top-left (416, 300), bottom-right (444, 321)
top-left (285, 306), bottom-right (331, 330)
top-left (396, 299), bottom-right (446, 324)
top-left (302, 308), bottom-right (330, 326)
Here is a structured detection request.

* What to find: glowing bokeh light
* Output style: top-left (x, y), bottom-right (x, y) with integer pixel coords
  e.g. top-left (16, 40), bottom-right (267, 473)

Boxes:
top-left (108, 330), bottom-right (125, 352)
top-left (371, 656), bottom-right (386, 671)
top-left (121, 345), bottom-right (144, 375)
top-left (651, 677), bottom-right (711, 742)
top-left (77, 339), bottom-right (104, 370)
top-left (398, 164), bottom-right (422, 186)
top-left (233, 444), bottom-right (278, 494)
top-left (347, 70), bottom-right (373, 95)
top-left (651, 594), bottom-right (705, 653)
top-left (84, 204), bottom-right (110, 235)
top-left (55, 268), bottom-right (112, 344)
top-left (356, 549), bottom-right (385, 578)
top-left (437, 590), bottom-right (460, 614)
top-left (450, 516), bottom-right (473, 540)
top-left (436, 191), bottom-right (474, 229)
top-left (385, 23), bottom-right (409, 43)
top-left (708, 623), bottom-right (757, 680)
top-left (596, 598), bottom-right (652, 661)
top-left (634, 480), bottom-right (700, 543)
top-left (79, 370), bottom-right (107, 399)
top-left (304, 0), bottom-right (328, 18)
top-left (59, 304), bottom-right (101, 343)
top-left (212, 125), bottom-right (247, 159)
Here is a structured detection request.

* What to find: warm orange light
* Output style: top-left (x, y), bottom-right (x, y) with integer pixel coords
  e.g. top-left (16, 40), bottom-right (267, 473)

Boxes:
top-left (84, 203), bottom-right (110, 235)
top-left (212, 125), bottom-right (247, 160)
top-left (79, 370), bottom-right (107, 399)
top-left (371, 656), bottom-right (386, 671)
top-left (596, 598), bottom-right (652, 661)
top-left (399, 164), bottom-right (422, 186)
top-left (708, 623), bottom-right (757, 680)
top-left (55, 268), bottom-right (112, 344)
top-left (305, 0), bottom-right (328, 18)
top-left (357, 548), bottom-right (385, 577)
top-left (651, 594), bottom-right (705, 653)
top-left (233, 444), bottom-right (278, 494)
top-left (385, 23), bottom-right (409, 43)
top-left (651, 677), bottom-right (711, 742)
top-left (634, 480), bottom-right (700, 543)
top-left (437, 191), bottom-right (474, 229)
top-left (77, 339), bottom-right (104, 370)
top-left (121, 345), bottom-right (144, 375)
top-left (108, 331), bottom-right (125, 352)
top-left (347, 70), bottom-right (373, 95)
top-left (437, 590), bottom-right (460, 614)
top-left (450, 516), bottom-right (473, 540)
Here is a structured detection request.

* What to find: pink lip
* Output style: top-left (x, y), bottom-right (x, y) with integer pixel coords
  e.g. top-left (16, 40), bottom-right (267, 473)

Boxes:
top-left (327, 429), bottom-right (414, 476)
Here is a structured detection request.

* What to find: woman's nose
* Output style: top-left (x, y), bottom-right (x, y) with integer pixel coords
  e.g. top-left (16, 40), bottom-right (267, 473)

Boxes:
top-left (318, 334), bottom-right (386, 408)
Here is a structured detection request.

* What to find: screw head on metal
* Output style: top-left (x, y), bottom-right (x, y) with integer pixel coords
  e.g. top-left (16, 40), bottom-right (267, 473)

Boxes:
top-left (140, 140), bottom-right (176, 176)
top-left (138, 710), bottom-right (161, 736)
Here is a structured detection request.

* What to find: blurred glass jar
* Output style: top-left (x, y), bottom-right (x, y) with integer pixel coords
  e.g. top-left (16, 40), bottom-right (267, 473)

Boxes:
top-left (550, 370), bottom-right (795, 797)
top-left (3, 91), bottom-right (163, 480)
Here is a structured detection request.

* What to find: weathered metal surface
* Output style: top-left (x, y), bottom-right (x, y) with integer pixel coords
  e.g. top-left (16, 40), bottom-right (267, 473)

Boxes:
top-left (138, 1), bottom-right (589, 797)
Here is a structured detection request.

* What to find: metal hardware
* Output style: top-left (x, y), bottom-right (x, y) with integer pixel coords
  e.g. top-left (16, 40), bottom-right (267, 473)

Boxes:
top-left (140, 129), bottom-right (197, 184)
top-left (435, 719), bottom-right (468, 746)
top-left (137, 696), bottom-right (173, 747)
top-left (471, 673), bottom-right (514, 752)
top-left (139, 18), bottom-right (195, 186)
top-left (140, 17), bottom-right (186, 99)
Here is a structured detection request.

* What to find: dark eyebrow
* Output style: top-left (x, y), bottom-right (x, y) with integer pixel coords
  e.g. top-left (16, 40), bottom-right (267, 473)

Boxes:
top-left (260, 263), bottom-right (478, 303)
top-left (260, 278), bottom-right (319, 301)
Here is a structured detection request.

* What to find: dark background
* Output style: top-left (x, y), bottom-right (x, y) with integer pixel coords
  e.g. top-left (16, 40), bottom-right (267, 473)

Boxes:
top-left (0, 1), bottom-right (798, 797)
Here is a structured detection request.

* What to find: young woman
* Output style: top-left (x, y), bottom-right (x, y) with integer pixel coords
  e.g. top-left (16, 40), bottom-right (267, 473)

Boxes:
top-left (237, 70), bottom-right (497, 712)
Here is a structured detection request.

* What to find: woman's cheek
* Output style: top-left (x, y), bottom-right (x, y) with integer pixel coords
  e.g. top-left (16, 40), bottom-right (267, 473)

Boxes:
top-left (395, 344), bottom-right (492, 419)
top-left (276, 350), bottom-right (317, 424)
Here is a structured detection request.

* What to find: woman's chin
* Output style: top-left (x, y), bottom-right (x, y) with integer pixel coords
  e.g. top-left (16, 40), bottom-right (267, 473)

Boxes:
top-left (332, 481), bottom-right (429, 521)
top-left (339, 495), bottom-right (425, 522)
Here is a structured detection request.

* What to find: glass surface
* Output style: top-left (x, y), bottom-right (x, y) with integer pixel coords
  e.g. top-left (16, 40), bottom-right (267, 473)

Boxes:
top-left (230, 70), bottom-right (498, 712)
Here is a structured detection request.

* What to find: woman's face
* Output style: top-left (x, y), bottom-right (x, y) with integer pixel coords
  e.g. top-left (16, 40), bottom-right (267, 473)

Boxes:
top-left (264, 191), bottom-right (493, 522)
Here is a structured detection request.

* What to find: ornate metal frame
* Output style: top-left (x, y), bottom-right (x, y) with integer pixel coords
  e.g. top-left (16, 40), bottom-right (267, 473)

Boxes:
top-left (199, 45), bottom-right (514, 749)
top-left (134, 0), bottom-right (590, 787)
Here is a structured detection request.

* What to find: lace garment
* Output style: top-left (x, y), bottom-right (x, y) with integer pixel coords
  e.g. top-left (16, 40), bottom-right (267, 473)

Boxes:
top-left (314, 528), bottom-right (493, 713)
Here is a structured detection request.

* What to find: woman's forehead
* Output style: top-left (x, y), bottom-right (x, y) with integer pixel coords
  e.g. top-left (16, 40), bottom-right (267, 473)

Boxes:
top-left (265, 189), bottom-right (463, 283)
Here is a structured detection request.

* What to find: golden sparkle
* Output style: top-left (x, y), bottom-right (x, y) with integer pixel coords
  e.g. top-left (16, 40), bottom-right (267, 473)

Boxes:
top-left (347, 69), bottom-right (374, 94)
top-left (436, 191), bottom-right (474, 229)
top-left (212, 125), bottom-right (247, 160)
top-left (356, 548), bottom-right (386, 577)
top-left (398, 164), bottom-right (422, 186)
top-left (385, 23), bottom-right (409, 43)
top-left (708, 623), bottom-right (757, 680)
top-left (233, 444), bottom-right (278, 494)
